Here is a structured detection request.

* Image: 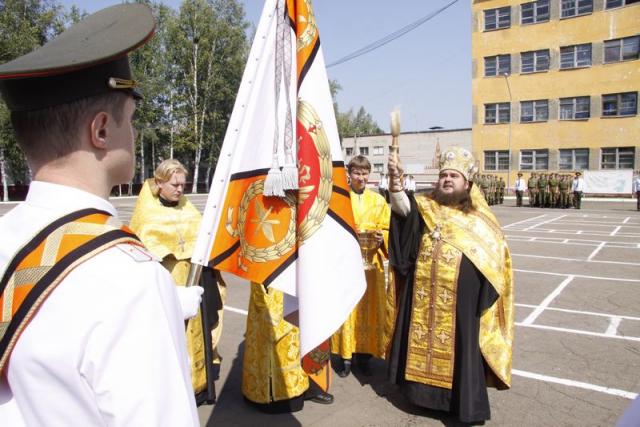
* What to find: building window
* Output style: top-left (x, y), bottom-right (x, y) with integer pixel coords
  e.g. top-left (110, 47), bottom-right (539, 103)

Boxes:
top-left (560, 44), bottom-right (592, 68)
top-left (485, 103), bottom-right (511, 124)
top-left (602, 92), bottom-right (638, 117)
top-left (521, 100), bottom-right (549, 122)
top-left (601, 147), bottom-right (635, 169)
top-left (372, 146), bottom-right (384, 155)
top-left (559, 96), bottom-right (591, 119)
top-left (606, 0), bottom-right (640, 9)
top-left (345, 147), bottom-right (353, 156)
top-left (373, 163), bottom-right (383, 173)
top-left (484, 55), bottom-right (511, 77)
top-left (520, 150), bottom-right (549, 170)
top-left (559, 149), bottom-right (589, 170)
top-left (521, 50), bottom-right (550, 73)
top-left (359, 147), bottom-right (369, 156)
top-left (604, 36), bottom-right (640, 63)
top-left (484, 151), bottom-right (510, 171)
top-left (484, 7), bottom-right (511, 30)
top-left (521, 0), bottom-right (550, 24)
top-left (561, 0), bottom-right (593, 17)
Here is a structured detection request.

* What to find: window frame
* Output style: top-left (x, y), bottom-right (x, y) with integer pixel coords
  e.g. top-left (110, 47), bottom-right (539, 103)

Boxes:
top-left (600, 147), bottom-right (635, 169)
top-left (520, 149), bottom-right (549, 171)
top-left (521, 49), bottom-right (550, 73)
top-left (561, 0), bottom-right (593, 18)
top-left (559, 148), bottom-right (590, 170)
top-left (345, 147), bottom-right (353, 156)
top-left (520, 99), bottom-right (549, 123)
top-left (559, 96), bottom-right (591, 120)
top-left (484, 6), bottom-right (511, 31)
top-left (605, 0), bottom-right (640, 9)
top-left (372, 146), bottom-right (384, 156)
top-left (484, 102), bottom-right (511, 124)
top-left (604, 36), bottom-right (640, 63)
top-left (484, 150), bottom-right (510, 171)
top-left (359, 146), bottom-right (369, 156)
top-left (484, 54), bottom-right (511, 77)
top-left (602, 92), bottom-right (638, 117)
top-left (560, 43), bottom-right (592, 69)
top-left (521, 0), bottom-right (550, 25)
top-left (373, 163), bottom-right (384, 173)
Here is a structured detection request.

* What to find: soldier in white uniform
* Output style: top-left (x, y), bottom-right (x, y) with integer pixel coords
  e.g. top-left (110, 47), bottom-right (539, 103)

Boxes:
top-left (0, 5), bottom-right (202, 426)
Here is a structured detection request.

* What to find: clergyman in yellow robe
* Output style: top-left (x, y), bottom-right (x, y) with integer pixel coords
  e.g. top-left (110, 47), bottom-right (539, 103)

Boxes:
top-left (387, 147), bottom-right (514, 424)
top-left (331, 155), bottom-right (393, 377)
top-left (129, 160), bottom-right (224, 405)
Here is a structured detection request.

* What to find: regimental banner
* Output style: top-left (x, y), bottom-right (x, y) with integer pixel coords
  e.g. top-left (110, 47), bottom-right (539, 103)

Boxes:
top-left (584, 170), bottom-right (633, 194)
top-left (192, 0), bottom-right (366, 358)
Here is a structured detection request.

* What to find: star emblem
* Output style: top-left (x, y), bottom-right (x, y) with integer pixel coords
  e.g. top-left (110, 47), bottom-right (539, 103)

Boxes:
top-left (437, 330), bottom-right (449, 344)
top-left (251, 201), bottom-right (280, 243)
top-left (416, 288), bottom-right (429, 300)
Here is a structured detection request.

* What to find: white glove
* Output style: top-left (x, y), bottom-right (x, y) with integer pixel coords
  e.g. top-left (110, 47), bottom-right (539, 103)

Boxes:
top-left (175, 286), bottom-right (204, 320)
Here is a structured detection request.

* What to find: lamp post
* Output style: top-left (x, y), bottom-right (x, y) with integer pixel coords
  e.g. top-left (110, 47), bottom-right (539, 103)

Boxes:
top-left (502, 73), bottom-right (513, 194)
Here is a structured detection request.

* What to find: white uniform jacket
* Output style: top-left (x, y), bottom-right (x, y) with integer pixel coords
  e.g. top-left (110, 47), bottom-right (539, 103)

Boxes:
top-left (0, 182), bottom-right (198, 427)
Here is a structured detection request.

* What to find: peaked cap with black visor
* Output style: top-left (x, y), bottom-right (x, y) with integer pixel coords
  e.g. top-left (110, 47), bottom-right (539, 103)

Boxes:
top-left (0, 4), bottom-right (155, 112)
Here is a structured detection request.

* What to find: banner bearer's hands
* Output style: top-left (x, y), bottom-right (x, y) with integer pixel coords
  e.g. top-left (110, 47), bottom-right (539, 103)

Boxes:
top-left (176, 286), bottom-right (204, 320)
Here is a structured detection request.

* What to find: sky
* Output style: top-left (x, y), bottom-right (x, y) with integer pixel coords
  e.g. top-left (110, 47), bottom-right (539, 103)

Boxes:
top-left (59, 0), bottom-right (471, 133)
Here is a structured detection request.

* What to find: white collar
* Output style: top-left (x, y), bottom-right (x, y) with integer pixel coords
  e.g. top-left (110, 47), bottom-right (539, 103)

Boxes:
top-left (25, 181), bottom-right (118, 217)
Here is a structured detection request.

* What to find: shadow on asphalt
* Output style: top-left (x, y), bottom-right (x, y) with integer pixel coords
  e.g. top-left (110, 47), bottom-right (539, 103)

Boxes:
top-left (334, 356), bottom-right (483, 427)
top-left (206, 342), bottom-right (301, 427)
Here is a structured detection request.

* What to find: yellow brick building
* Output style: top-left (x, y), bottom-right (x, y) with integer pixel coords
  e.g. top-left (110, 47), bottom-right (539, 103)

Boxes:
top-left (472, 0), bottom-right (639, 189)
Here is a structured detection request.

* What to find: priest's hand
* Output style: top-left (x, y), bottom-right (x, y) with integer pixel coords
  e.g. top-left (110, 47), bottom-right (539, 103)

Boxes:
top-left (374, 230), bottom-right (384, 247)
top-left (387, 156), bottom-right (404, 193)
top-left (175, 286), bottom-right (204, 319)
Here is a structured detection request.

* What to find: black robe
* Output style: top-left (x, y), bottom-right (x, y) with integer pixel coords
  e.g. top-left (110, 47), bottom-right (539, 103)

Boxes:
top-left (387, 195), bottom-right (498, 424)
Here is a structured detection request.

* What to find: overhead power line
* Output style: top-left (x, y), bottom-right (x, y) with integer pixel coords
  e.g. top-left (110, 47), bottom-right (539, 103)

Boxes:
top-left (326, 0), bottom-right (460, 68)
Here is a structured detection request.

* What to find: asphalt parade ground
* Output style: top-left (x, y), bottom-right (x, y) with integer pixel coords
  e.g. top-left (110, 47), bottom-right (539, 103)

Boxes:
top-left (2, 195), bottom-right (639, 426)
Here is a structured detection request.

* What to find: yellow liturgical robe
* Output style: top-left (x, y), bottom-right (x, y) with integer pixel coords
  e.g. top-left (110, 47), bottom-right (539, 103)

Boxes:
top-left (405, 185), bottom-right (514, 390)
top-left (331, 188), bottom-right (393, 360)
top-left (242, 284), bottom-right (309, 404)
top-left (129, 179), bottom-right (225, 396)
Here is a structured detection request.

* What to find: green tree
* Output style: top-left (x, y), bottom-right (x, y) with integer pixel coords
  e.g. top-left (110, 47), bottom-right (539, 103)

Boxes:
top-left (169, 0), bottom-right (248, 193)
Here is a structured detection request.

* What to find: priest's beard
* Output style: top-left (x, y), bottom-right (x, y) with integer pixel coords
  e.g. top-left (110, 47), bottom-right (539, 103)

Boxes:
top-left (430, 186), bottom-right (474, 213)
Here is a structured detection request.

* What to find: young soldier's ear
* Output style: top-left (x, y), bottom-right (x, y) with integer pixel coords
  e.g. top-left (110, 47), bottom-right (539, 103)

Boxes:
top-left (90, 112), bottom-right (109, 150)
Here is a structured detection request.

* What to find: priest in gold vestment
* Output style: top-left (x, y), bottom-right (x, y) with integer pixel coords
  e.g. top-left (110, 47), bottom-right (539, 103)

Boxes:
top-left (386, 147), bottom-right (514, 424)
top-left (129, 159), bottom-right (223, 405)
top-left (243, 284), bottom-right (334, 412)
top-left (331, 155), bottom-right (393, 377)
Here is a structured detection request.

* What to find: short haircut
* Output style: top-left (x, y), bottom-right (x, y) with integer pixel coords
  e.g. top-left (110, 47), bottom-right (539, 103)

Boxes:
top-left (151, 158), bottom-right (188, 196)
top-left (10, 91), bottom-right (128, 164)
top-left (347, 155), bottom-right (371, 173)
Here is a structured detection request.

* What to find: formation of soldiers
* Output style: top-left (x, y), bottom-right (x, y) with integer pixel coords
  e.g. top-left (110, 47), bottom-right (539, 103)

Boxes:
top-left (471, 173), bottom-right (505, 205)
top-left (526, 172), bottom-right (575, 208)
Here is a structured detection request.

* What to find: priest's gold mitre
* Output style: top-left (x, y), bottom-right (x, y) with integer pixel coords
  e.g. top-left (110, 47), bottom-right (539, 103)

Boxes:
top-left (439, 146), bottom-right (476, 180)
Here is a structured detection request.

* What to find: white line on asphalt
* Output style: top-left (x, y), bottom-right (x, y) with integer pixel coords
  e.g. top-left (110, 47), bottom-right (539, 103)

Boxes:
top-left (502, 214), bottom-right (547, 229)
top-left (514, 268), bottom-right (640, 283)
top-left (516, 303), bottom-right (640, 321)
top-left (523, 214), bottom-right (567, 231)
top-left (587, 242), bottom-right (606, 261)
top-left (623, 217), bottom-right (630, 224)
top-left (605, 317), bottom-right (623, 336)
top-left (516, 322), bottom-right (640, 343)
top-left (512, 369), bottom-right (638, 400)
top-left (610, 226), bottom-right (622, 236)
top-left (511, 253), bottom-right (640, 267)
top-left (521, 275), bottom-right (575, 326)
top-left (577, 230), bottom-right (583, 234)
top-left (507, 228), bottom-right (640, 238)
top-left (562, 239), bottom-right (569, 243)
top-left (507, 235), bottom-right (640, 249)
top-left (224, 306), bottom-right (249, 315)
